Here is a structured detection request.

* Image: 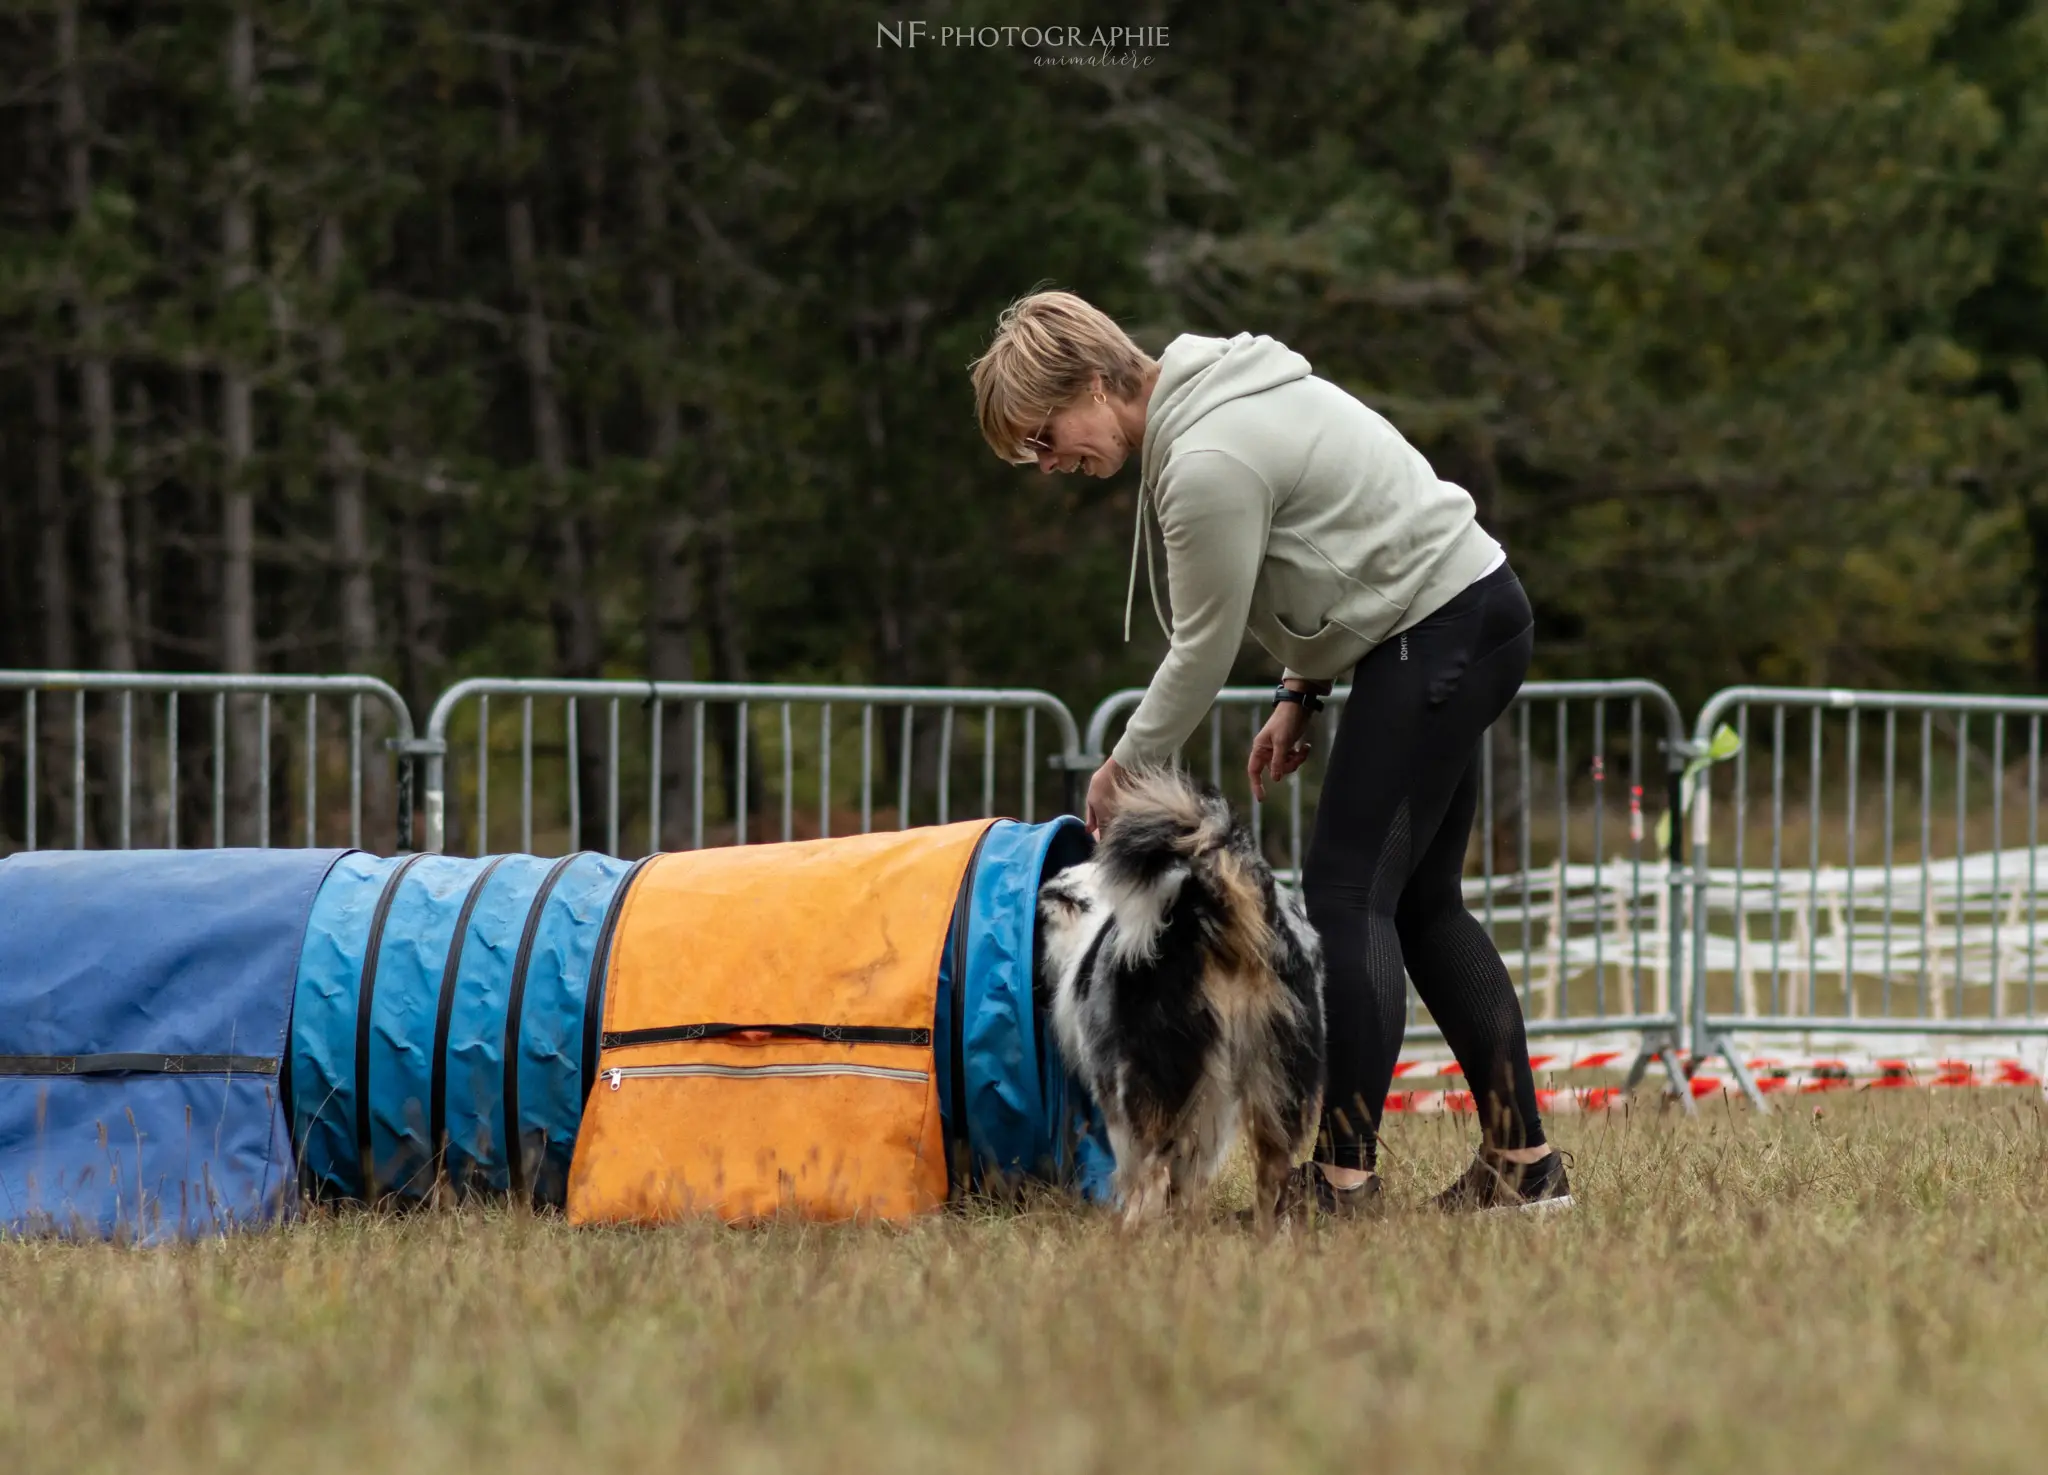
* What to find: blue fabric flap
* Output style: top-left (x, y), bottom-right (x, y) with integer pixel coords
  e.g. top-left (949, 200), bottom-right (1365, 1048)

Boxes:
top-left (936, 817), bottom-right (1115, 1200)
top-left (0, 847), bottom-right (346, 1241)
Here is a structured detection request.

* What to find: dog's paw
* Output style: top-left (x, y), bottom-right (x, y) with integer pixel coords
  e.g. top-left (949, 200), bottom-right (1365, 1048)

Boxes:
top-left (1114, 1159), bottom-right (1174, 1231)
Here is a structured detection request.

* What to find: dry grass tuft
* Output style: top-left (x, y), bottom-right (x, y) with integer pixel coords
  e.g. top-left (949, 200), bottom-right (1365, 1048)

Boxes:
top-left (6, 1092), bottom-right (2048, 1474)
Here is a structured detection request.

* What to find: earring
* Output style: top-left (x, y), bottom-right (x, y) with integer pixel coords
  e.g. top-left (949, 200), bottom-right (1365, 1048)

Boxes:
top-left (1093, 393), bottom-right (1105, 404)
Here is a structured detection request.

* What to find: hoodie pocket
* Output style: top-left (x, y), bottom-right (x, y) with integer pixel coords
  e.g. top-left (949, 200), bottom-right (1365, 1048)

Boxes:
top-left (1291, 533), bottom-right (1405, 637)
top-left (1270, 609), bottom-right (1333, 642)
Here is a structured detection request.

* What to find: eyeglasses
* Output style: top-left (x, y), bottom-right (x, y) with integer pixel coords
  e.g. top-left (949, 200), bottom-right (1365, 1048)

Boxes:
top-left (1016, 413), bottom-right (1052, 461)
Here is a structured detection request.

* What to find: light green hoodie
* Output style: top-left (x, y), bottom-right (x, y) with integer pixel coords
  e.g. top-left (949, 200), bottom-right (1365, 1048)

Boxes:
top-left (1111, 331), bottom-right (1502, 770)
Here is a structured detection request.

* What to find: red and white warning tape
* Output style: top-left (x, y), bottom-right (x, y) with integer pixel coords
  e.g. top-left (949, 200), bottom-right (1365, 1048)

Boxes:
top-left (1383, 1043), bottom-right (2046, 1115)
top-left (1689, 1052), bottom-right (2042, 1101)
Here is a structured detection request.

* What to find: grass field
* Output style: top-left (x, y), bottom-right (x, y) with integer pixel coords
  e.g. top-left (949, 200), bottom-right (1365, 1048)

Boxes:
top-left (5, 1092), bottom-right (2047, 1475)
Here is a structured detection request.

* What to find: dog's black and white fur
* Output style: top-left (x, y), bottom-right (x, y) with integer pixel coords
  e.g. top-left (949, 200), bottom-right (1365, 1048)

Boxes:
top-left (1036, 767), bottom-right (1326, 1232)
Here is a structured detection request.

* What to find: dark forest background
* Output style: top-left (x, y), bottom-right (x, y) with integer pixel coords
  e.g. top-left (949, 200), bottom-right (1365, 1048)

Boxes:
top-left (4, 0), bottom-right (2047, 736)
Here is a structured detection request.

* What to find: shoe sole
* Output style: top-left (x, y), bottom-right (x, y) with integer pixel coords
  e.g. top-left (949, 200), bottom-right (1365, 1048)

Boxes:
top-left (1485, 1192), bottom-right (1574, 1215)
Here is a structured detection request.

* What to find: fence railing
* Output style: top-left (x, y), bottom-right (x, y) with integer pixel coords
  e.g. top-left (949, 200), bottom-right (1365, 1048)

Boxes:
top-left (1083, 680), bottom-right (1697, 1093)
top-left (0, 671), bottom-right (415, 854)
top-left (415, 679), bottom-right (1087, 858)
top-left (1685, 687), bottom-right (2048, 1107)
top-left (10, 667), bottom-right (2047, 1114)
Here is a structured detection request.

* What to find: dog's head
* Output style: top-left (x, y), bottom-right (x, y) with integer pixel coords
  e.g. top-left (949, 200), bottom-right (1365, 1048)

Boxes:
top-left (1034, 860), bottom-right (1105, 989)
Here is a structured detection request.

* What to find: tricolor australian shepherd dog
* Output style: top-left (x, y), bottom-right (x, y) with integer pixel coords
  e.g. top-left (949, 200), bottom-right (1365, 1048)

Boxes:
top-left (1036, 768), bottom-right (1326, 1233)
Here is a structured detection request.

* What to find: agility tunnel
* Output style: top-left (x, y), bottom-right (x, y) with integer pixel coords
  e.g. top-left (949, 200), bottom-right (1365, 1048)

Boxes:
top-left (0, 816), bottom-right (1108, 1239)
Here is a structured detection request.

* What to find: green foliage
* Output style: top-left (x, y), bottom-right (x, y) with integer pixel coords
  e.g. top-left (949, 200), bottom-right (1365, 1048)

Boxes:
top-left (0, 0), bottom-right (2043, 716)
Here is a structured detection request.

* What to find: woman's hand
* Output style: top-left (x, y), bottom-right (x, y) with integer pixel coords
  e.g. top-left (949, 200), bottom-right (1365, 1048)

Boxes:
top-left (1248, 701), bottom-right (1314, 802)
top-left (1084, 757), bottom-right (1130, 837)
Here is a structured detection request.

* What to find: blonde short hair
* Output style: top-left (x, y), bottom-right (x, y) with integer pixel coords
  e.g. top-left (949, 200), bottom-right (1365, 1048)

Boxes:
top-left (970, 290), bottom-right (1155, 463)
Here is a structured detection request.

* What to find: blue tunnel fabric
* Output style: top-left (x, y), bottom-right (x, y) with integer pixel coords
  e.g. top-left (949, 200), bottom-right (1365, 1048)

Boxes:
top-left (287, 850), bottom-right (388, 1204)
top-left (508, 853), bottom-right (631, 1206)
top-left (289, 850), bottom-right (633, 1206)
top-left (0, 847), bottom-right (345, 1242)
top-left (935, 818), bottom-right (1116, 1202)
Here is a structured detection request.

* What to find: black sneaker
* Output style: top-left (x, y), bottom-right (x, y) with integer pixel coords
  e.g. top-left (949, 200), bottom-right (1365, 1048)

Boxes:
top-left (1432, 1148), bottom-right (1574, 1213)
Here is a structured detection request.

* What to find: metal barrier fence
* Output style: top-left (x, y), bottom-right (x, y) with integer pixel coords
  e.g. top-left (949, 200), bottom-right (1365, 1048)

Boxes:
top-left (16, 666), bottom-right (2047, 1115)
top-left (1685, 687), bottom-right (2048, 1109)
top-left (1083, 680), bottom-right (1697, 1096)
top-left (0, 671), bottom-right (416, 854)
top-left (417, 679), bottom-right (1086, 858)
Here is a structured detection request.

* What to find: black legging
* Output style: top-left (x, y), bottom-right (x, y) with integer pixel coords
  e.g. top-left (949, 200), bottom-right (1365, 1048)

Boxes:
top-left (1301, 561), bottom-right (1543, 1172)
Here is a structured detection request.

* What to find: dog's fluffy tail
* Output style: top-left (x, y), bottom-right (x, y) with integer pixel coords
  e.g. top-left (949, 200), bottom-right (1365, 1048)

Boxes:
top-left (1096, 767), bottom-right (1273, 977)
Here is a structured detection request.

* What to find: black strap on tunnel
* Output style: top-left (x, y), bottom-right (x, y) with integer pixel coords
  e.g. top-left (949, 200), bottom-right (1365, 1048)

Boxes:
top-left (602, 1022), bottom-right (933, 1049)
top-left (0, 1053), bottom-right (278, 1076)
top-left (355, 852), bottom-right (429, 1202)
top-left (579, 853), bottom-right (661, 1104)
top-left (427, 854), bottom-right (510, 1184)
top-left (279, 974), bottom-right (295, 1134)
top-left (946, 829), bottom-right (991, 1198)
top-left (502, 852), bottom-right (585, 1206)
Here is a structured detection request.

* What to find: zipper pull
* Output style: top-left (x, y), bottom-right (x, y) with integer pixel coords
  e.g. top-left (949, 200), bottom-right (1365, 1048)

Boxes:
top-left (607, 1067), bottom-right (623, 1091)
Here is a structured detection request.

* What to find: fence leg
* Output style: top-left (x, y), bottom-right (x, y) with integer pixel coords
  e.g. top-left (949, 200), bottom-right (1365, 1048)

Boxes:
top-left (1703, 1032), bottom-right (1769, 1114)
top-left (1625, 1037), bottom-right (1699, 1116)
top-left (1543, 856), bottom-right (1566, 1020)
top-left (1658, 1044), bottom-right (1698, 1115)
top-left (1624, 1047), bottom-right (1654, 1092)
top-left (1652, 882), bottom-right (1671, 1018)
top-left (1708, 1035), bottom-right (1770, 1113)
top-left (1739, 904), bottom-right (1759, 1017)
top-left (395, 736), bottom-right (447, 854)
top-left (395, 752), bottom-right (415, 855)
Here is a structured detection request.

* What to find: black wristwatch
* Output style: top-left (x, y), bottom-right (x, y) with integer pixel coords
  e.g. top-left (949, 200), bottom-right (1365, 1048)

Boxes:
top-left (1272, 684), bottom-right (1326, 716)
